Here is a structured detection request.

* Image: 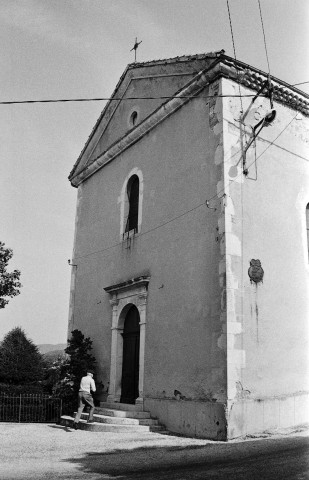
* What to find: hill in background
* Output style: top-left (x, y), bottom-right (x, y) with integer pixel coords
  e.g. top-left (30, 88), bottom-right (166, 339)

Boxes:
top-left (38, 343), bottom-right (67, 354)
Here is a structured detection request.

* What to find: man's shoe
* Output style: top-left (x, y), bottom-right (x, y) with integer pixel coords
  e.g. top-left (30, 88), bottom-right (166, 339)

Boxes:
top-left (73, 422), bottom-right (78, 430)
top-left (87, 420), bottom-right (95, 424)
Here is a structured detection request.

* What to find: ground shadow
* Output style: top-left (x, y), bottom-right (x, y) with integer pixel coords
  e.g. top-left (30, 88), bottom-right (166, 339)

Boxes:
top-left (63, 435), bottom-right (309, 479)
top-left (48, 424), bottom-right (74, 433)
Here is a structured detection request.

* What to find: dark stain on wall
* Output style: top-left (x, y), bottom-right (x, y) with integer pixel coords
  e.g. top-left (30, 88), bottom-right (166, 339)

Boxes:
top-left (255, 302), bottom-right (259, 343)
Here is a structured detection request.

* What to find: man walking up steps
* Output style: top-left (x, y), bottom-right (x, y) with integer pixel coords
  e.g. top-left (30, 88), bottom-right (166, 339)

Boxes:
top-left (73, 370), bottom-right (96, 430)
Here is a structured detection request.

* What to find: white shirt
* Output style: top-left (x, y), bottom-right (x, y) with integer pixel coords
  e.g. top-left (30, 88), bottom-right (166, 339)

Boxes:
top-left (79, 374), bottom-right (96, 394)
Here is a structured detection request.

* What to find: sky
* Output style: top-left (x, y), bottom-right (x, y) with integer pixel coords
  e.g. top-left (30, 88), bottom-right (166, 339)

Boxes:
top-left (1, 0), bottom-right (308, 346)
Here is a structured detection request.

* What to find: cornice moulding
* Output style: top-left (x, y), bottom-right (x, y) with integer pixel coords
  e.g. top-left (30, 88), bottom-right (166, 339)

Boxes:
top-left (104, 276), bottom-right (151, 296)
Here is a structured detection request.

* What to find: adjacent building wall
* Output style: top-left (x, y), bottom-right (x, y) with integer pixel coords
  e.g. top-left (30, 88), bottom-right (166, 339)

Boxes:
top-left (221, 77), bottom-right (309, 438)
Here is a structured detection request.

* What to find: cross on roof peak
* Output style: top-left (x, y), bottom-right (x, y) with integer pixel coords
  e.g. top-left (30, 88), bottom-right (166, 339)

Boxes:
top-left (130, 37), bottom-right (142, 62)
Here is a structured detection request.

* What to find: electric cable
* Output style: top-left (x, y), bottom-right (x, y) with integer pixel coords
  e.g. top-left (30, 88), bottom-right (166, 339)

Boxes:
top-left (0, 93), bottom-right (270, 105)
top-left (226, 0), bottom-right (249, 177)
top-left (72, 113), bottom-right (304, 262)
top-left (292, 81), bottom-right (309, 87)
top-left (226, 0), bottom-right (237, 64)
top-left (0, 85), bottom-right (308, 105)
top-left (205, 112), bottom-right (300, 207)
top-left (226, 0), bottom-right (244, 114)
top-left (257, 0), bottom-right (271, 76)
top-left (0, 83), bottom-right (307, 106)
top-left (74, 201), bottom-right (205, 261)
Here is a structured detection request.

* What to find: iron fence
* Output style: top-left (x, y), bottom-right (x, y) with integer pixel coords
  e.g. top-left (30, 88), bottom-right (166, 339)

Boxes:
top-left (0, 394), bottom-right (63, 423)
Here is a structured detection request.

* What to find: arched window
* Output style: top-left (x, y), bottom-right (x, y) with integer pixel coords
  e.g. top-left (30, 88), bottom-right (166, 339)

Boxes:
top-left (130, 111), bottom-right (138, 127)
top-left (125, 175), bottom-right (139, 233)
top-left (119, 169), bottom-right (143, 238)
top-left (306, 204), bottom-right (309, 260)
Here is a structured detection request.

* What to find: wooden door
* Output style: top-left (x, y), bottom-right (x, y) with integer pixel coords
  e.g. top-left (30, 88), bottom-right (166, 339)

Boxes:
top-left (120, 306), bottom-right (140, 404)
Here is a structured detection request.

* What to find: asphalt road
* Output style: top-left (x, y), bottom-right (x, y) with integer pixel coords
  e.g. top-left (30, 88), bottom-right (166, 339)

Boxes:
top-left (1, 423), bottom-right (308, 479)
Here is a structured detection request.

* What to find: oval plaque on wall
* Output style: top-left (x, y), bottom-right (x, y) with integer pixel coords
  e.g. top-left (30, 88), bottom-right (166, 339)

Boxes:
top-left (248, 259), bottom-right (264, 284)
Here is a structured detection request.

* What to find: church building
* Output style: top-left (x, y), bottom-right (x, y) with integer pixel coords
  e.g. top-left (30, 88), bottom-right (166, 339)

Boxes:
top-left (67, 51), bottom-right (309, 440)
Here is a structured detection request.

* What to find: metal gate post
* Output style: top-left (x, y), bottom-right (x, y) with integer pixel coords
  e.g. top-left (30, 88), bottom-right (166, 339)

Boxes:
top-left (19, 394), bottom-right (22, 423)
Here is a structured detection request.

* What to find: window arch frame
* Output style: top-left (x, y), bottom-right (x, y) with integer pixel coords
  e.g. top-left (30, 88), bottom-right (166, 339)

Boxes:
top-left (125, 174), bottom-right (139, 234)
top-left (118, 168), bottom-right (144, 239)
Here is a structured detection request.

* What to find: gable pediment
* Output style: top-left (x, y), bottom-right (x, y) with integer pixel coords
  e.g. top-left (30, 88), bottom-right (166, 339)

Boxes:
top-left (69, 53), bottom-right (223, 185)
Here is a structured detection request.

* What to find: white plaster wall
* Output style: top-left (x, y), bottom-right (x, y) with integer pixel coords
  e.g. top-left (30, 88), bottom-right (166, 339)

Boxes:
top-left (221, 77), bottom-right (309, 437)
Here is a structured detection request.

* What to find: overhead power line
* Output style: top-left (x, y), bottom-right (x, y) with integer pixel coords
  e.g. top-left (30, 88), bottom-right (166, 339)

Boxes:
top-left (293, 81), bottom-right (309, 87)
top-left (226, 0), bottom-right (244, 113)
top-left (205, 112), bottom-right (301, 206)
top-left (1, 79), bottom-right (307, 106)
top-left (0, 93), bottom-right (275, 105)
top-left (226, 0), bottom-right (237, 63)
top-left (258, 0), bottom-right (271, 76)
top-left (72, 114), bottom-right (306, 262)
top-left (74, 201), bottom-right (205, 261)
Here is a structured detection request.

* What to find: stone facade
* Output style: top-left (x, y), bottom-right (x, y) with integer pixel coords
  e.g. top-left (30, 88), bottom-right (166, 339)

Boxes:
top-left (68, 52), bottom-right (309, 439)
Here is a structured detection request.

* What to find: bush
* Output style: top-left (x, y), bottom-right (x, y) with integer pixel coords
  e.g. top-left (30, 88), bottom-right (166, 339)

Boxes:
top-left (0, 383), bottom-right (45, 395)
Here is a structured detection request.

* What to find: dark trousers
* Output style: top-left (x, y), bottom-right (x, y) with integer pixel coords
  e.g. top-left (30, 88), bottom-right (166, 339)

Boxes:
top-left (74, 391), bottom-right (95, 423)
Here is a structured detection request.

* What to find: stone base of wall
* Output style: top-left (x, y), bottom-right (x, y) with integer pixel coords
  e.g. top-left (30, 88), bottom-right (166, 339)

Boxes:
top-left (144, 397), bottom-right (227, 440)
top-left (144, 392), bottom-right (309, 440)
top-left (227, 391), bottom-right (309, 439)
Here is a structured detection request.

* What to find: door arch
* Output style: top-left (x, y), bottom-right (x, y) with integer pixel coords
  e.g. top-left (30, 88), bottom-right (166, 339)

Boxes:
top-left (104, 276), bottom-right (149, 407)
top-left (120, 305), bottom-right (140, 404)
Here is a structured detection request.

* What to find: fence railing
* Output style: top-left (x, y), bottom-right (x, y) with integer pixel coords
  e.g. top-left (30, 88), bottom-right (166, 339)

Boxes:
top-left (0, 394), bottom-right (64, 423)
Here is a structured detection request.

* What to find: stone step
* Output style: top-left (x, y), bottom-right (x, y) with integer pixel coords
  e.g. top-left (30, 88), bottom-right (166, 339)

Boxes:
top-left (60, 415), bottom-right (166, 433)
top-left (100, 401), bottom-right (144, 412)
top-left (95, 407), bottom-right (151, 419)
top-left (77, 412), bottom-right (159, 426)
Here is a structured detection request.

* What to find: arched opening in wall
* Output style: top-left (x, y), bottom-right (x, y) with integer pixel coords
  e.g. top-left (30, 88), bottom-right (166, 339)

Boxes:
top-left (120, 305), bottom-right (140, 404)
top-left (130, 111), bottom-right (138, 127)
top-left (306, 203), bottom-right (309, 261)
top-left (125, 175), bottom-right (139, 233)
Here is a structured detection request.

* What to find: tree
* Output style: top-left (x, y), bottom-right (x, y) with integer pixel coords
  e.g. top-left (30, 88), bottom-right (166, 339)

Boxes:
top-left (65, 329), bottom-right (96, 384)
top-left (0, 242), bottom-right (21, 309)
top-left (48, 329), bottom-right (96, 400)
top-left (0, 327), bottom-right (45, 385)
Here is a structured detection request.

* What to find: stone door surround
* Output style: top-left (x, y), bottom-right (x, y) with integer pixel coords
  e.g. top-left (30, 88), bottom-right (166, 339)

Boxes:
top-left (104, 276), bottom-right (150, 406)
